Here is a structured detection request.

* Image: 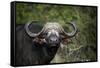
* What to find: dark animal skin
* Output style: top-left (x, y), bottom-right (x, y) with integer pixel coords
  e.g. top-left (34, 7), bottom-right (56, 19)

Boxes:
top-left (15, 23), bottom-right (60, 66)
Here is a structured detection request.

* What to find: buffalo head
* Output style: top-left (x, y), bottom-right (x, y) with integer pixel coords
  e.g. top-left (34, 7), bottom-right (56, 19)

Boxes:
top-left (25, 21), bottom-right (77, 46)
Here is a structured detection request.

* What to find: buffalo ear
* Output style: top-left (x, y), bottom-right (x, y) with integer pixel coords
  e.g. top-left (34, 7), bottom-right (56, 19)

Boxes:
top-left (61, 38), bottom-right (68, 44)
top-left (61, 38), bottom-right (72, 45)
top-left (32, 37), bottom-right (46, 45)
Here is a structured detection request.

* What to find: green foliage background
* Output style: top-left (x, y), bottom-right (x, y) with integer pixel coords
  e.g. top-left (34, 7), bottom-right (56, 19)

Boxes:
top-left (16, 3), bottom-right (97, 63)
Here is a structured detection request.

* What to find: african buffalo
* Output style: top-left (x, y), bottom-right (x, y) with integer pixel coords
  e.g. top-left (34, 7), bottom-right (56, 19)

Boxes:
top-left (15, 21), bottom-right (77, 66)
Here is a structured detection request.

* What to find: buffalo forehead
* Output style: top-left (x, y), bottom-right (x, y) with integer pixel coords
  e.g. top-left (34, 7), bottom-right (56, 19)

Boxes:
top-left (45, 23), bottom-right (62, 31)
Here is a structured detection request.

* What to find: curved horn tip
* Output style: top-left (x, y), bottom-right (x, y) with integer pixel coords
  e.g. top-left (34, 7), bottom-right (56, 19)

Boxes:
top-left (25, 22), bottom-right (39, 37)
top-left (63, 21), bottom-right (78, 38)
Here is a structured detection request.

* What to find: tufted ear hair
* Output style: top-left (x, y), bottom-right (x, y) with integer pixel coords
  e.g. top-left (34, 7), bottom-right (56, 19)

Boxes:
top-left (32, 37), bottom-right (47, 45)
top-left (61, 38), bottom-right (73, 45)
